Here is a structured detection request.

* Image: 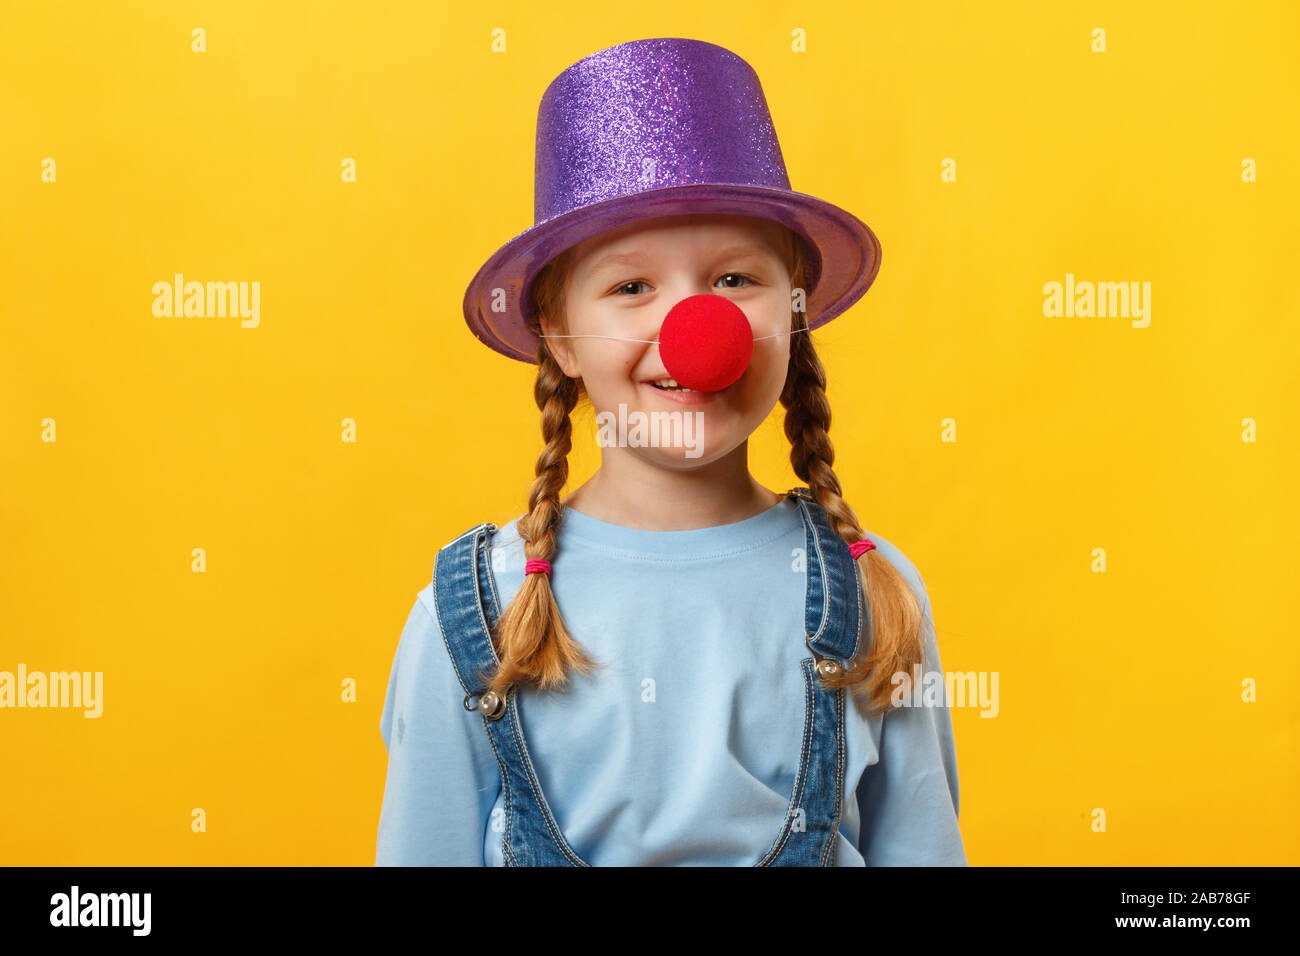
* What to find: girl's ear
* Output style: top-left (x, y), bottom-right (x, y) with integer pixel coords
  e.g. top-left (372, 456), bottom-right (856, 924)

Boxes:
top-left (539, 313), bottom-right (581, 378)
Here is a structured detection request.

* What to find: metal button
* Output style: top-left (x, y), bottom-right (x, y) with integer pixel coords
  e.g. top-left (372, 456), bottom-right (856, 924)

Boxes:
top-left (815, 659), bottom-right (841, 679)
top-left (476, 690), bottom-right (506, 720)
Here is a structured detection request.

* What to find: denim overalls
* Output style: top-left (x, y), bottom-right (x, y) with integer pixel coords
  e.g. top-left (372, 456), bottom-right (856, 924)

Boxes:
top-left (431, 486), bottom-right (868, 866)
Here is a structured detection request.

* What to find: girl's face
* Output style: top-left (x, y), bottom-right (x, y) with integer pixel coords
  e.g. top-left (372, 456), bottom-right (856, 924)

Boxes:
top-left (544, 213), bottom-right (795, 469)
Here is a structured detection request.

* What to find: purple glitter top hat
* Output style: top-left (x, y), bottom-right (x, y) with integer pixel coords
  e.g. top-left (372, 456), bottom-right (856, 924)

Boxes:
top-left (462, 37), bottom-right (882, 363)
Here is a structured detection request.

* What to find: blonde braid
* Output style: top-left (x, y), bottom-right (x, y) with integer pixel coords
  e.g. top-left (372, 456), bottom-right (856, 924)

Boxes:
top-left (780, 278), bottom-right (924, 716)
top-left (486, 260), bottom-right (600, 696)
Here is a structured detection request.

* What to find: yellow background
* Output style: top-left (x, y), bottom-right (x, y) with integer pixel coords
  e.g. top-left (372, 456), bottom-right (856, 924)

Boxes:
top-left (2, 0), bottom-right (1297, 865)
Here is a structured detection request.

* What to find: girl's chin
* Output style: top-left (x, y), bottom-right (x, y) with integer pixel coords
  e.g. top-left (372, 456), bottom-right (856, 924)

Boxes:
top-left (592, 400), bottom-right (731, 462)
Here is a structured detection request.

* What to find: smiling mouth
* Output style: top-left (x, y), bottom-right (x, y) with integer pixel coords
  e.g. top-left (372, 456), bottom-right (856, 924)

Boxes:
top-left (647, 377), bottom-right (697, 392)
top-left (638, 378), bottom-right (726, 406)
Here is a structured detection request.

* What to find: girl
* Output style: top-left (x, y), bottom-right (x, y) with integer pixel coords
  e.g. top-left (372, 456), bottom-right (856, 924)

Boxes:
top-left (376, 38), bottom-right (965, 866)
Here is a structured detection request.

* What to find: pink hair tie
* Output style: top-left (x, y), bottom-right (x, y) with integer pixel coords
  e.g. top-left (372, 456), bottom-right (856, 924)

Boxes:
top-left (524, 558), bottom-right (552, 576)
top-left (848, 539), bottom-right (875, 560)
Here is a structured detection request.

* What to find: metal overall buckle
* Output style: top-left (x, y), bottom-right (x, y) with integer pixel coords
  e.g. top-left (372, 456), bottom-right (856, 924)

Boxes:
top-left (464, 688), bottom-right (508, 720)
top-left (813, 657), bottom-right (843, 681)
top-left (806, 634), bottom-right (845, 682)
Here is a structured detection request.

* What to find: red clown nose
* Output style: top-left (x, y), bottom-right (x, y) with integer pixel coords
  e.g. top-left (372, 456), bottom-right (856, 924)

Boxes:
top-left (657, 294), bottom-right (754, 392)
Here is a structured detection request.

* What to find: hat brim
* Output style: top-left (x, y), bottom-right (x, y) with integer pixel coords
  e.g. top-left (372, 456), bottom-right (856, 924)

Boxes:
top-left (462, 182), bottom-right (882, 363)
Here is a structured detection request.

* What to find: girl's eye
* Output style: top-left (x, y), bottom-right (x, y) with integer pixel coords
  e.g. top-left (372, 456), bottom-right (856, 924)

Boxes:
top-left (611, 274), bottom-right (754, 296)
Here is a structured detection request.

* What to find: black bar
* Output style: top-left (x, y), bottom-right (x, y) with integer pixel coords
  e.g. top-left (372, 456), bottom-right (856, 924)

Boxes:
top-left (0, 866), bottom-right (1286, 941)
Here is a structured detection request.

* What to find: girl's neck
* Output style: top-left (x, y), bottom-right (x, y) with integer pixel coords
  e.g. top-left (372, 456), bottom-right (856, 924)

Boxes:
top-left (559, 445), bottom-right (784, 532)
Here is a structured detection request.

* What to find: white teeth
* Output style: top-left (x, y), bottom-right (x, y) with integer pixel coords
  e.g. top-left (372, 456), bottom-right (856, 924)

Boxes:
top-left (650, 377), bottom-right (694, 392)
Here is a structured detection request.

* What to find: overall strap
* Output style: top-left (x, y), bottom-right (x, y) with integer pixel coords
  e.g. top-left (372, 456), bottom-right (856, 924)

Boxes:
top-left (431, 520), bottom-right (588, 866)
top-left (787, 487), bottom-right (866, 664)
top-left (760, 486), bottom-right (858, 867)
top-left (431, 522), bottom-right (502, 700)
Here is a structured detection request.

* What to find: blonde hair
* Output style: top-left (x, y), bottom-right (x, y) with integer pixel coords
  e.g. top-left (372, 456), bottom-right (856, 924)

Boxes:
top-left (486, 226), bottom-right (925, 716)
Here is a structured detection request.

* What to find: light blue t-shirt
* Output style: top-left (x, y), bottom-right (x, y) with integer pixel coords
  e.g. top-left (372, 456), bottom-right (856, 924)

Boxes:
top-left (375, 496), bottom-right (966, 866)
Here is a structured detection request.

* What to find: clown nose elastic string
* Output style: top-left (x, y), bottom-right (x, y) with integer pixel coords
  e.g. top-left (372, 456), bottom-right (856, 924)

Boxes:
top-left (539, 294), bottom-right (808, 393)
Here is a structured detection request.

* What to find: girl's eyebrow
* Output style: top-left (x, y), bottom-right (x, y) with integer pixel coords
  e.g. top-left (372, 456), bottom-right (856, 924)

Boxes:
top-left (583, 251), bottom-right (645, 279)
top-left (582, 244), bottom-right (772, 280)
